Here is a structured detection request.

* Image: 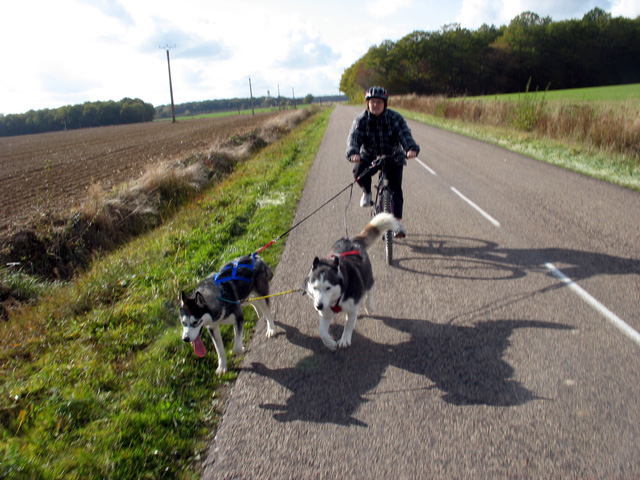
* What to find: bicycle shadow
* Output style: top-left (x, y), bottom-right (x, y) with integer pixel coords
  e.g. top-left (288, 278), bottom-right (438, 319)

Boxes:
top-left (249, 317), bottom-right (572, 426)
top-left (395, 234), bottom-right (640, 281)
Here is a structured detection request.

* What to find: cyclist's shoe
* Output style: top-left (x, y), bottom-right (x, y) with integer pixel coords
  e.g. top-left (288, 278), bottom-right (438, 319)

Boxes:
top-left (360, 192), bottom-right (373, 207)
top-left (394, 222), bottom-right (406, 239)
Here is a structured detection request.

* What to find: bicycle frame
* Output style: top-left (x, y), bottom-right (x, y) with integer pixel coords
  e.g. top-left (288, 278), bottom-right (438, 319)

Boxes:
top-left (371, 156), bottom-right (395, 265)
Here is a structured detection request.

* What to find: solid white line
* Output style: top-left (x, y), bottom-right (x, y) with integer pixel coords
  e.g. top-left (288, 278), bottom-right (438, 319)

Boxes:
top-left (414, 157), bottom-right (437, 175)
top-left (450, 187), bottom-right (501, 227)
top-left (545, 263), bottom-right (640, 347)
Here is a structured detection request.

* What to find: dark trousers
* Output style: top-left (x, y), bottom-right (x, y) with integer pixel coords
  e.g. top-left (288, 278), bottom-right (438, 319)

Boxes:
top-left (353, 161), bottom-right (404, 219)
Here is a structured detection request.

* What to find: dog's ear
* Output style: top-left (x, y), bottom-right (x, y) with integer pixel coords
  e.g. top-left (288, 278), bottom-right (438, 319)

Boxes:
top-left (180, 291), bottom-right (192, 306)
top-left (331, 256), bottom-right (340, 268)
top-left (312, 257), bottom-right (320, 268)
top-left (195, 291), bottom-right (207, 307)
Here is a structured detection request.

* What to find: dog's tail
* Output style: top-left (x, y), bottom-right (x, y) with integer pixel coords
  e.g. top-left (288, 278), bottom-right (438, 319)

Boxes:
top-left (351, 213), bottom-right (399, 249)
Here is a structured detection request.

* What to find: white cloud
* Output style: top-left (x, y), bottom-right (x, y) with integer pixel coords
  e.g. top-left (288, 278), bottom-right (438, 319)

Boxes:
top-left (366, 0), bottom-right (414, 18)
top-left (457, 0), bottom-right (640, 29)
top-left (1, 0), bottom-right (635, 115)
top-left (611, 0), bottom-right (640, 17)
top-left (81, 0), bottom-right (135, 26)
top-left (457, 0), bottom-right (502, 28)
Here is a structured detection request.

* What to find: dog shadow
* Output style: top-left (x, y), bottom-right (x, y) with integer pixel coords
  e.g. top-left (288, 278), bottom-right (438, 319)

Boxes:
top-left (249, 317), bottom-right (573, 426)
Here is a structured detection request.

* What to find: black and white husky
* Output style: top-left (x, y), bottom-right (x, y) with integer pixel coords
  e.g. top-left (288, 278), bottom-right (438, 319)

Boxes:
top-left (304, 213), bottom-right (399, 351)
top-left (180, 253), bottom-right (275, 375)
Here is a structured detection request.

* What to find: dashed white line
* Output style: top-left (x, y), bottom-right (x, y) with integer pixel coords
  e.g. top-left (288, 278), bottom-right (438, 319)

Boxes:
top-left (450, 187), bottom-right (501, 227)
top-left (545, 262), bottom-right (640, 347)
top-left (414, 159), bottom-right (499, 227)
top-left (414, 157), bottom-right (437, 175)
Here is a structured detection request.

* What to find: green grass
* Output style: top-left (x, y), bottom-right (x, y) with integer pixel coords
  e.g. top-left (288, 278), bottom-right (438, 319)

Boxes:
top-left (471, 83), bottom-right (640, 104)
top-left (0, 107), bottom-right (332, 479)
top-left (393, 84), bottom-right (640, 192)
top-left (399, 107), bottom-right (640, 192)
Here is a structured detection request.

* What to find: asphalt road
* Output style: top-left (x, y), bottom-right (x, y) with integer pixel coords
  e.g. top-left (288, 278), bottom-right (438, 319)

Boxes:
top-left (202, 105), bottom-right (640, 479)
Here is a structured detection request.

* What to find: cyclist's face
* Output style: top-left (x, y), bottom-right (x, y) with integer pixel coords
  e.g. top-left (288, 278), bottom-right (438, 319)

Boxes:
top-left (368, 98), bottom-right (385, 116)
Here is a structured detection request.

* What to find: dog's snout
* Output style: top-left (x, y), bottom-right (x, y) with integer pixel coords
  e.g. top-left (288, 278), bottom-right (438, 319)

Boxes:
top-left (315, 302), bottom-right (323, 311)
top-left (182, 336), bottom-right (191, 343)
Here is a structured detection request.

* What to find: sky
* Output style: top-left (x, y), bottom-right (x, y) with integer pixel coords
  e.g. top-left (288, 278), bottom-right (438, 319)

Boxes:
top-left (1, 0), bottom-right (639, 115)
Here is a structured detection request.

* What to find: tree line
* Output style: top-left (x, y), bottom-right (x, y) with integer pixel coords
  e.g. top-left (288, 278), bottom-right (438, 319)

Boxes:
top-left (155, 96), bottom-right (295, 119)
top-left (155, 93), bottom-right (342, 119)
top-left (0, 98), bottom-right (155, 137)
top-left (340, 8), bottom-right (640, 102)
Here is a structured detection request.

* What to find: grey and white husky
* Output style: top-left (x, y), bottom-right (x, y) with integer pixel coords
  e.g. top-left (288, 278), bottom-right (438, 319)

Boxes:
top-left (304, 213), bottom-right (399, 351)
top-left (180, 253), bottom-right (275, 375)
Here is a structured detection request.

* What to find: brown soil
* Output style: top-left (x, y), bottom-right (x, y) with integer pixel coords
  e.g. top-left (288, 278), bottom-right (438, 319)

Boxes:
top-left (0, 114), bottom-right (278, 245)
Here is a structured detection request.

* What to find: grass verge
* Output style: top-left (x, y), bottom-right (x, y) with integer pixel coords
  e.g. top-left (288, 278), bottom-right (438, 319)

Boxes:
top-left (393, 97), bottom-right (640, 192)
top-left (0, 107), bottom-right (331, 480)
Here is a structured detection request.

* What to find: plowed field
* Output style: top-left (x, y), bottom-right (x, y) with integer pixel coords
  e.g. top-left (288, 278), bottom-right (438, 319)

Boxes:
top-left (0, 114), bottom-right (278, 244)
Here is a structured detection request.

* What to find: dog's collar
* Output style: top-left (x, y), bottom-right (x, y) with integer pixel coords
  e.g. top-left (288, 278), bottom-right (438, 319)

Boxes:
top-left (218, 296), bottom-right (240, 305)
top-left (326, 252), bottom-right (358, 314)
top-left (328, 250), bottom-right (361, 259)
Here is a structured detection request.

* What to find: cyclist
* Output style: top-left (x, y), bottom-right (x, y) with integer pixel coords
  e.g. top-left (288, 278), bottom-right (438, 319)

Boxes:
top-left (346, 86), bottom-right (419, 238)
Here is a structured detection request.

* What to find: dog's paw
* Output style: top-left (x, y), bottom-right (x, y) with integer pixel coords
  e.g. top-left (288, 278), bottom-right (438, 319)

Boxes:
top-left (364, 296), bottom-right (374, 315)
top-left (337, 338), bottom-right (352, 349)
top-left (215, 366), bottom-right (228, 376)
top-left (321, 336), bottom-right (338, 351)
top-left (265, 325), bottom-right (276, 338)
top-left (234, 345), bottom-right (247, 355)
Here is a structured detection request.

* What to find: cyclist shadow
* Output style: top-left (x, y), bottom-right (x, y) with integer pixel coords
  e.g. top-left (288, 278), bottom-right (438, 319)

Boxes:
top-left (249, 317), bottom-right (572, 427)
top-left (394, 234), bottom-right (640, 281)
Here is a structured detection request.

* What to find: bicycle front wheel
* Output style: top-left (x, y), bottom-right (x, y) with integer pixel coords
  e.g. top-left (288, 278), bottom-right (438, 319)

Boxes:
top-left (381, 187), bottom-right (393, 265)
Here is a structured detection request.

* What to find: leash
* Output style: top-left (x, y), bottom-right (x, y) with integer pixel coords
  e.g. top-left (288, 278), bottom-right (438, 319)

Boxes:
top-left (246, 288), bottom-right (303, 303)
top-left (214, 160), bottom-right (383, 305)
top-left (218, 287), bottom-right (303, 305)
top-left (256, 182), bottom-right (356, 254)
top-left (255, 160), bottom-right (382, 254)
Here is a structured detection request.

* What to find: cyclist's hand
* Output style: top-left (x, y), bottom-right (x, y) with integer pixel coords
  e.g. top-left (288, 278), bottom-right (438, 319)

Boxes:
top-left (350, 154), bottom-right (361, 163)
top-left (407, 150), bottom-right (418, 159)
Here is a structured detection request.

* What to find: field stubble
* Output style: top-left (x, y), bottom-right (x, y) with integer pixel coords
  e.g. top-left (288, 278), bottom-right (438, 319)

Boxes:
top-left (0, 114), bottom-right (279, 244)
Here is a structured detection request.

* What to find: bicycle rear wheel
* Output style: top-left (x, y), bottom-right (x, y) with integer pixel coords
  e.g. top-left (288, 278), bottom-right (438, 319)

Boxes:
top-left (381, 187), bottom-right (393, 265)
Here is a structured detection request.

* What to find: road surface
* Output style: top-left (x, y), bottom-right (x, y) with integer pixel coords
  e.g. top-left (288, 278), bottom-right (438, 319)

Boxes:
top-left (202, 105), bottom-right (640, 479)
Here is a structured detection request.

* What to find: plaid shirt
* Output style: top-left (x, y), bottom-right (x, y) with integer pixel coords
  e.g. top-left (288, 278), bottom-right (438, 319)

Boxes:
top-left (346, 108), bottom-right (420, 163)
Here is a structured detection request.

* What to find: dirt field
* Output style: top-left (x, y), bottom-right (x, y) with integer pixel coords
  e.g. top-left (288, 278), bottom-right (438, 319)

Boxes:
top-left (0, 114), bottom-right (278, 244)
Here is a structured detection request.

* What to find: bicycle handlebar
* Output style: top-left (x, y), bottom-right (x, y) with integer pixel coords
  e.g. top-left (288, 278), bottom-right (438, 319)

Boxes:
top-left (370, 154), bottom-right (414, 168)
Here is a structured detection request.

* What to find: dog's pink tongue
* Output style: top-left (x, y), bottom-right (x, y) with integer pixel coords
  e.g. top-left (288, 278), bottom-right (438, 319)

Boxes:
top-left (192, 336), bottom-right (206, 357)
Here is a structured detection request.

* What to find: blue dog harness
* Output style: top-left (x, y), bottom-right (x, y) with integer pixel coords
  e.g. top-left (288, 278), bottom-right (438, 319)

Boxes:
top-left (214, 253), bottom-right (256, 286)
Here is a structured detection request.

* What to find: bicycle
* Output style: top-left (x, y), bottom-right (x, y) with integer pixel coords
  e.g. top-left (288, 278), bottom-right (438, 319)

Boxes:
top-left (370, 155), bottom-right (397, 265)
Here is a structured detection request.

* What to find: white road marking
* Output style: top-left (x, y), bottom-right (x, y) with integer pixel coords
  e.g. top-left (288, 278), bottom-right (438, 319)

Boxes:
top-left (450, 187), bottom-right (501, 227)
top-left (414, 157), bottom-right (437, 175)
top-left (545, 262), bottom-right (640, 347)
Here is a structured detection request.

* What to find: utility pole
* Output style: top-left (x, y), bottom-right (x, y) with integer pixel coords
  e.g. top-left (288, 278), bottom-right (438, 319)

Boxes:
top-left (160, 45), bottom-right (176, 123)
top-left (277, 84), bottom-right (281, 110)
top-left (248, 77), bottom-right (255, 116)
top-left (292, 87), bottom-right (296, 109)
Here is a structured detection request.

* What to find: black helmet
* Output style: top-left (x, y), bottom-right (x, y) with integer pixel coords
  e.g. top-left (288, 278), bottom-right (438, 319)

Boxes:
top-left (365, 86), bottom-right (388, 103)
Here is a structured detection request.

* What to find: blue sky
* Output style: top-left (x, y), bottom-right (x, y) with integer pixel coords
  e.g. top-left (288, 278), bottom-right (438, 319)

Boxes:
top-left (1, 0), bottom-right (638, 115)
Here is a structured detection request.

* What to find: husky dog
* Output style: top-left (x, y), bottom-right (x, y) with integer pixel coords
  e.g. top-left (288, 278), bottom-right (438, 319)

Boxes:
top-left (304, 213), bottom-right (399, 351)
top-left (180, 253), bottom-right (275, 375)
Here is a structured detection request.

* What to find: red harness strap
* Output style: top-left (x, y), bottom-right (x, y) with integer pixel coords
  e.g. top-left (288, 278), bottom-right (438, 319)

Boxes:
top-left (329, 250), bottom-right (361, 259)
top-left (328, 250), bottom-right (361, 313)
